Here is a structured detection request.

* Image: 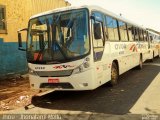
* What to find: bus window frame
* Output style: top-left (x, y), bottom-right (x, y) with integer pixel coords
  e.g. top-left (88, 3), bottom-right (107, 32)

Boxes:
top-left (126, 23), bottom-right (129, 41)
top-left (117, 20), bottom-right (129, 42)
top-left (105, 15), bottom-right (120, 42)
top-left (127, 24), bottom-right (135, 41)
top-left (91, 11), bottom-right (106, 62)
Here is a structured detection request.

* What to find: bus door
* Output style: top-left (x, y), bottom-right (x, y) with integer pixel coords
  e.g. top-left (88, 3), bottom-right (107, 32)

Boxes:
top-left (91, 12), bottom-right (106, 85)
top-left (146, 31), bottom-right (150, 49)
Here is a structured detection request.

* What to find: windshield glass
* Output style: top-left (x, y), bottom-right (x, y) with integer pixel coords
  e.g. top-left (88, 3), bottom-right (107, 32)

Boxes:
top-left (27, 9), bottom-right (89, 64)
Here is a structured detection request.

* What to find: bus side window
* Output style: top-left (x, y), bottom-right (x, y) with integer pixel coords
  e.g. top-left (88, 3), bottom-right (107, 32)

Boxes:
top-left (142, 30), bottom-right (145, 41)
top-left (127, 24), bottom-right (134, 41)
top-left (131, 27), bottom-right (136, 41)
top-left (105, 16), bottom-right (119, 41)
top-left (146, 31), bottom-right (149, 42)
top-left (135, 28), bottom-right (139, 41)
top-left (143, 31), bottom-right (147, 41)
top-left (92, 12), bottom-right (104, 48)
top-left (104, 16), bottom-right (109, 40)
top-left (92, 11), bottom-right (105, 61)
top-left (150, 36), bottom-right (153, 42)
top-left (146, 31), bottom-right (151, 48)
top-left (139, 29), bottom-right (144, 41)
top-left (118, 21), bottom-right (128, 41)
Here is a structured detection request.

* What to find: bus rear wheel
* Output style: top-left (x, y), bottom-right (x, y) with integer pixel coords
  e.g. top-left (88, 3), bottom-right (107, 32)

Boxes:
top-left (110, 62), bottom-right (118, 86)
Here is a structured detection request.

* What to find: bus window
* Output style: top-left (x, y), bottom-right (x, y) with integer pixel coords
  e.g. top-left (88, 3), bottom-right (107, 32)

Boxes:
top-left (135, 28), bottom-right (139, 41)
top-left (106, 16), bottom-right (119, 41)
top-left (92, 12), bottom-right (104, 47)
top-left (92, 12), bottom-right (105, 61)
top-left (139, 29), bottom-right (144, 41)
top-left (143, 31), bottom-right (147, 41)
top-left (118, 21), bottom-right (128, 41)
top-left (146, 31), bottom-right (149, 42)
top-left (150, 35), bottom-right (153, 41)
top-left (113, 19), bottom-right (119, 41)
top-left (142, 30), bottom-right (145, 41)
top-left (127, 24), bottom-right (134, 41)
top-left (93, 21), bottom-right (104, 47)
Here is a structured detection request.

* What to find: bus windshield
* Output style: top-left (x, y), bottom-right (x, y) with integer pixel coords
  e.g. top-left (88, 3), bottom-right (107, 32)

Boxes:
top-left (27, 9), bottom-right (89, 64)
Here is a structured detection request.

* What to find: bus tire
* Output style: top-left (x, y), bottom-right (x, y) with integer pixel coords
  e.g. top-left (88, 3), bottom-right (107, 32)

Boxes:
top-left (137, 55), bottom-right (143, 70)
top-left (110, 62), bottom-right (119, 86)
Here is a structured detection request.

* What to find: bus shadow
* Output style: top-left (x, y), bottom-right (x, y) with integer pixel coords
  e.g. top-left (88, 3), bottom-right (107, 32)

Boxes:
top-left (31, 59), bottom-right (160, 115)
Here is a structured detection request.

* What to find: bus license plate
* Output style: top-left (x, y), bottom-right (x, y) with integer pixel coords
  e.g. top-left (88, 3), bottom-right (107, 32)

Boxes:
top-left (48, 79), bottom-right (59, 83)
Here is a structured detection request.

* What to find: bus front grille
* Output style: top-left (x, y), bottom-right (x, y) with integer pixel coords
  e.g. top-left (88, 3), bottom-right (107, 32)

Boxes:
top-left (40, 83), bottom-right (74, 89)
top-left (35, 70), bottom-right (73, 77)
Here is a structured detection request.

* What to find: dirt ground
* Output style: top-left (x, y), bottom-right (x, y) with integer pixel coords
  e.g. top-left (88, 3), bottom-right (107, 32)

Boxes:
top-left (0, 75), bottom-right (38, 111)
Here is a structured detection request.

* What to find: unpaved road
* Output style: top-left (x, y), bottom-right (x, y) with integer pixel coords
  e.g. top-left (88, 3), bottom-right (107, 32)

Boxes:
top-left (0, 75), bottom-right (38, 111)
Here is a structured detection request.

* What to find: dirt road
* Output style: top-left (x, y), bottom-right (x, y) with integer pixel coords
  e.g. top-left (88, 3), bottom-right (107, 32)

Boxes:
top-left (0, 75), bottom-right (38, 111)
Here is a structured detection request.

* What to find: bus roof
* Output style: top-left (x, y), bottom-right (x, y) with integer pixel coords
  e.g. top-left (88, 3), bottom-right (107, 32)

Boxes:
top-left (147, 30), bottom-right (160, 36)
top-left (30, 5), bottom-right (146, 29)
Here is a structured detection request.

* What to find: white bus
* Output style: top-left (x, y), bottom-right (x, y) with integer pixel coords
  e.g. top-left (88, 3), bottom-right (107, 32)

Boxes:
top-left (18, 6), bottom-right (158, 91)
top-left (147, 30), bottom-right (160, 61)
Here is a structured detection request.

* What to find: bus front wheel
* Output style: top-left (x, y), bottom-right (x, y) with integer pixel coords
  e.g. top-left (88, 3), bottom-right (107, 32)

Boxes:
top-left (110, 62), bottom-right (119, 86)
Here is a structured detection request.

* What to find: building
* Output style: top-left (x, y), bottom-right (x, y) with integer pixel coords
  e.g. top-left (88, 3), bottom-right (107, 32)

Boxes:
top-left (0, 0), bottom-right (70, 77)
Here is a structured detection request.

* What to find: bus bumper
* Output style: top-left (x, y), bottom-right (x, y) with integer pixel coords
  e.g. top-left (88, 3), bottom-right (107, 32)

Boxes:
top-left (29, 69), bottom-right (95, 91)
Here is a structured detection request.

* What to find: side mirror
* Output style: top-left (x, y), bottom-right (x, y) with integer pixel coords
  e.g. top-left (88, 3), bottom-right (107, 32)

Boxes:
top-left (18, 32), bottom-right (22, 47)
top-left (94, 23), bottom-right (102, 40)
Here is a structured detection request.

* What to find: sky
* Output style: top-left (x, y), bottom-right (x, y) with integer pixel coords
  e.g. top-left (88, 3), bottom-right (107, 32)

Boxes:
top-left (67, 0), bottom-right (160, 32)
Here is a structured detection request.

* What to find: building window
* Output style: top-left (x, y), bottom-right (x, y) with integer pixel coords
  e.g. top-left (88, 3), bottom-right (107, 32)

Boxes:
top-left (0, 5), bottom-right (7, 34)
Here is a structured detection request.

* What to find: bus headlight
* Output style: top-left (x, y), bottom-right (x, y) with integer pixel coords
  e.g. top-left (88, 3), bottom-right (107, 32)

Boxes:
top-left (72, 65), bottom-right (83, 74)
top-left (83, 61), bottom-right (90, 68)
top-left (72, 57), bottom-right (90, 74)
